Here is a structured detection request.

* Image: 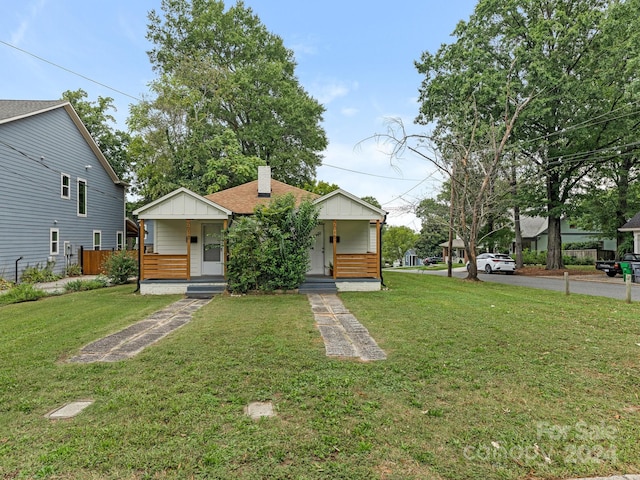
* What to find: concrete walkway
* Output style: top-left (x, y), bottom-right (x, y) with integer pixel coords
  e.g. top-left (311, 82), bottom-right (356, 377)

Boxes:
top-left (68, 298), bottom-right (210, 363)
top-left (308, 293), bottom-right (386, 361)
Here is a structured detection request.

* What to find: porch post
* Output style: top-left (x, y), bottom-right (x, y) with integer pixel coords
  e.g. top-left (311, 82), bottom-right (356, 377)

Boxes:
top-left (186, 219), bottom-right (191, 280)
top-left (223, 219), bottom-right (228, 277)
top-left (139, 219), bottom-right (145, 280)
top-left (376, 220), bottom-right (381, 279)
top-left (332, 220), bottom-right (337, 279)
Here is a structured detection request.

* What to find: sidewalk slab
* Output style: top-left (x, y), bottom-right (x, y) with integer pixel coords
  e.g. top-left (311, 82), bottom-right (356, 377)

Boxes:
top-left (68, 298), bottom-right (210, 363)
top-left (46, 400), bottom-right (93, 419)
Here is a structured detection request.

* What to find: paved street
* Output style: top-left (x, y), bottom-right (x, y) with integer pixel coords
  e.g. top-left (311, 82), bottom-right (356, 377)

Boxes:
top-left (395, 267), bottom-right (640, 302)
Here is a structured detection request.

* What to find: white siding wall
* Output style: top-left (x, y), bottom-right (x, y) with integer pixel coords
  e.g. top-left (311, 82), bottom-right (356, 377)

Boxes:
top-left (324, 221), bottom-right (370, 254)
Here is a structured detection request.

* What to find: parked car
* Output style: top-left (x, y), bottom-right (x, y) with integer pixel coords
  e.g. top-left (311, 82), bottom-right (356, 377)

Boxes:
top-left (595, 253), bottom-right (640, 277)
top-left (467, 253), bottom-right (516, 274)
top-left (423, 256), bottom-right (443, 265)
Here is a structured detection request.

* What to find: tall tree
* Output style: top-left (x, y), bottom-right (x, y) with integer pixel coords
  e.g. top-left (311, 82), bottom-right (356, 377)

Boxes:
top-left (129, 0), bottom-right (327, 202)
top-left (382, 225), bottom-right (418, 264)
top-left (62, 89), bottom-right (131, 181)
top-left (416, 0), bottom-right (640, 270)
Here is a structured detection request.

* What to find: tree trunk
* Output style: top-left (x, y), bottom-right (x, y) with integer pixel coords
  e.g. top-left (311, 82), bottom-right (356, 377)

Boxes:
top-left (616, 160), bottom-right (630, 254)
top-left (545, 170), bottom-right (564, 270)
top-left (546, 215), bottom-right (564, 269)
top-left (510, 164), bottom-right (524, 268)
top-left (513, 206), bottom-right (524, 269)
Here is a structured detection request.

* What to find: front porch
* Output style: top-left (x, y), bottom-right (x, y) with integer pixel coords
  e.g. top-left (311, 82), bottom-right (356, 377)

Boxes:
top-left (139, 273), bottom-right (381, 295)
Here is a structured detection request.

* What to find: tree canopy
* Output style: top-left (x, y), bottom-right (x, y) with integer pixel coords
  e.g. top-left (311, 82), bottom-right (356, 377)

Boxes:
top-left (415, 0), bottom-right (640, 269)
top-left (62, 89), bottom-right (131, 182)
top-left (128, 0), bottom-right (327, 202)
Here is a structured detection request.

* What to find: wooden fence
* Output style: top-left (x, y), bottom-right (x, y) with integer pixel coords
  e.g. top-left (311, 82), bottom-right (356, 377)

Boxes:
top-left (81, 249), bottom-right (137, 275)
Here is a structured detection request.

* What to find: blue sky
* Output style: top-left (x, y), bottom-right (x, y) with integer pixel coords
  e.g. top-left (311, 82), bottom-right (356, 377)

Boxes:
top-left (1, 0), bottom-right (478, 228)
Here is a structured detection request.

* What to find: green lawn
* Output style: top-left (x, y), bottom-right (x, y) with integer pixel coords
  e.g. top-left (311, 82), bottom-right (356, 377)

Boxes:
top-left (1, 274), bottom-right (639, 479)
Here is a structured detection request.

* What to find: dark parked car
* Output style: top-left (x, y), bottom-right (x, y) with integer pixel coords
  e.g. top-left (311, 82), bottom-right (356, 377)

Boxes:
top-left (423, 256), bottom-right (443, 265)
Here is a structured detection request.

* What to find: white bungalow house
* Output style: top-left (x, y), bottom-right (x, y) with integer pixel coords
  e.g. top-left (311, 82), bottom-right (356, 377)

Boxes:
top-left (133, 166), bottom-right (386, 295)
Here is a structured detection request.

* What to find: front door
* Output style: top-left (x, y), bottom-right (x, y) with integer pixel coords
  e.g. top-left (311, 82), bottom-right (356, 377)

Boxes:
top-left (309, 225), bottom-right (324, 275)
top-left (202, 223), bottom-right (223, 275)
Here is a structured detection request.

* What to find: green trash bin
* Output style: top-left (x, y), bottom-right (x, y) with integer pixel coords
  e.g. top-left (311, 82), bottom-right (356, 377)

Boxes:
top-left (621, 261), bottom-right (632, 281)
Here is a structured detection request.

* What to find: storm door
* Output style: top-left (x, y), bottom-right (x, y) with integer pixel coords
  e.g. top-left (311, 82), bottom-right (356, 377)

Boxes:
top-left (202, 223), bottom-right (223, 275)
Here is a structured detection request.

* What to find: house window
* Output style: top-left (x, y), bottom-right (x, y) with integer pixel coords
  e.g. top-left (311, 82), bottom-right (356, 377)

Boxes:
top-left (93, 230), bottom-right (101, 250)
top-left (50, 228), bottom-right (59, 255)
top-left (61, 174), bottom-right (70, 199)
top-left (116, 231), bottom-right (123, 250)
top-left (77, 178), bottom-right (87, 216)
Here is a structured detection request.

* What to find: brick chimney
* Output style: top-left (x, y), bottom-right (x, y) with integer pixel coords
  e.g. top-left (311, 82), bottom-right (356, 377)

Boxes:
top-left (258, 165), bottom-right (271, 197)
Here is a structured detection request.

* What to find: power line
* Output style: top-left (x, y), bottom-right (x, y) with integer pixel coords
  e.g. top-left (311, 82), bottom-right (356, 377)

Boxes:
top-left (0, 40), bottom-right (142, 102)
top-left (320, 162), bottom-right (427, 181)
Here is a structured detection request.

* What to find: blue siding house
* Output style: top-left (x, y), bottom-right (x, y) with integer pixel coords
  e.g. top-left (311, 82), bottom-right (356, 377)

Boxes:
top-left (0, 100), bottom-right (127, 281)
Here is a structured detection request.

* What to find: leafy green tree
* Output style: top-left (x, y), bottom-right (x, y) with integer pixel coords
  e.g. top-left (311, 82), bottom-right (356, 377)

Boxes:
top-left (416, 0), bottom-right (640, 270)
top-left (62, 89), bottom-right (131, 181)
top-left (129, 0), bottom-right (327, 202)
top-left (414, 198), bottom-right (449, 257)
top-left (360, 196), bottom-right (382, 209)
top-left (226, 194), bottom-right (319, 293)
top-left (382, 226), bottom-right (418, 264)
top-left (303, 180), bottom-right (340, 196)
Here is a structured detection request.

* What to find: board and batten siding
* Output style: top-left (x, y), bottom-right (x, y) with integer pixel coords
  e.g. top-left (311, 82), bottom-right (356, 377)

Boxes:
top-left (0, 107), bottom-right (125, 281)
top-left (323, 220), bottom-right (371, 255)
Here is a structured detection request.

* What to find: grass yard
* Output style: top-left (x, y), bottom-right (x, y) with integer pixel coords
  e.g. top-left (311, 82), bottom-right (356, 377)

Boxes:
top-left (1, 273), bottom-right (639, 479)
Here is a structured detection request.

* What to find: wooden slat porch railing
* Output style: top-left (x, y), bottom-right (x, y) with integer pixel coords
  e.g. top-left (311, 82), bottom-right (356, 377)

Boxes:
top-left (335, 253), bottom-right (379, 278)
top-left (141, 254), bottom-right (189, 280)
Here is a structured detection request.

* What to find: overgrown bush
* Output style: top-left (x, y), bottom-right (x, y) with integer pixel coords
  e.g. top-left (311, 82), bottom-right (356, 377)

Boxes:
top-left (102, 250), bottom-right (138, 285)
top-left (0, 283), bottom-right (47, 305)
top-left (65, 263), bottom-right (83, 277)
top-left (64, 276), bottom-right (110, 292)
top-left (521, 249), bottom-right (546, 265)
top-left (226, 194), bottom-right (319, 293)
top-left (21, 261), bottom-right (61, 283)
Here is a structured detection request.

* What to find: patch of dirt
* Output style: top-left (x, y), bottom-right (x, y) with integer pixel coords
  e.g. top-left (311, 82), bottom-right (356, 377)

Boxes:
top-left (516, 266), bottom-right (601, 277)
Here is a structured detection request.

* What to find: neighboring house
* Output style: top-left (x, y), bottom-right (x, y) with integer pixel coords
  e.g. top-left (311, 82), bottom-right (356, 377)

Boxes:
top-left (403, 249), bottom-right (422, 267)
top-left (439, 239), bottom-right (467, 263)
top-left (133, 166), bottom-right (386, 294)
top-left (618, 212), bottom-right (640, 253)
top-left (517, 215), bottom-right (616, 253)
top-left (0, 100), bottom-right (127, 282)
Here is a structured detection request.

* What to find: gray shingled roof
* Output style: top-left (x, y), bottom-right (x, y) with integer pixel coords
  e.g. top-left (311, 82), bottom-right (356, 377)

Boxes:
top-left (620, 211), bottom-right (640, 231)
top-left (0, 100), bottom-right (67, 122)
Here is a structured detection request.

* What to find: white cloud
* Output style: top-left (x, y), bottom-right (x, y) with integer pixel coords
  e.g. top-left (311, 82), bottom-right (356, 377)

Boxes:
top-left (340, 107), bottom-right (358, 117)
top-left (10, 0), bottom-right (47, 45)
top-left (310, 79), bottom-right (358, 105)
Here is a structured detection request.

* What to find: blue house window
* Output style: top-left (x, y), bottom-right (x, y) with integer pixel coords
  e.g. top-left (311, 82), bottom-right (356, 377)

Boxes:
top-left (77, 178), bottom-right (87, 216)
top-left (50, 228), bottom-right (59, 255)
top-left (93, 230), bottom-right (101, 251)
top-left (61, 174), bottom-right (70, 199)
top-left (117, 231), bottom-right (123, 250)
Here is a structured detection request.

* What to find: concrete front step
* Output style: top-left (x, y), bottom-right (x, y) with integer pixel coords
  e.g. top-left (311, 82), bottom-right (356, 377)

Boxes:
top-left (185, 284), bottom-right (226, 299)
top-left (298, 282), bottom-right (338, 294)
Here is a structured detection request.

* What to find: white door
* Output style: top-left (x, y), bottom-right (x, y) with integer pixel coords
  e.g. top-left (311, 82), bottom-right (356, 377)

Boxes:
top-left (202, 223), bottom-right (223, 275)
top-left (309, 226), bottom-right (324, 275)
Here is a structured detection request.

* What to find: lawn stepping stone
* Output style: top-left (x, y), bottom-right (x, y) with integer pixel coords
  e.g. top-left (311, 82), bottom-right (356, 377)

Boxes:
top-left (46, 400), bottom-right (93, 419)
top-left (308, 294), bottom-right (386, 361)
top-left (245, 401), bottom-right (275, 419)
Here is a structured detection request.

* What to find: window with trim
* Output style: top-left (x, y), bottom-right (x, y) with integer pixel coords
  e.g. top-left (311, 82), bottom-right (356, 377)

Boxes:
top-left (116, 231), bottom-right (123, 250)
top-left (77, 178), bottom-right (87, 216)
top-left (61, 174), bottom-right (70, 199)
top-left (93, 230), bottom-right (101, 250)
top-left (50, 228), bottom-right (59, 255)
